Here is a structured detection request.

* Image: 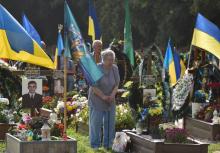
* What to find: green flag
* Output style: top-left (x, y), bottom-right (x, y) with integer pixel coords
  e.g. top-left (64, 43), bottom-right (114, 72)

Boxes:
top-left (124, 0), bottom-right (134, 66)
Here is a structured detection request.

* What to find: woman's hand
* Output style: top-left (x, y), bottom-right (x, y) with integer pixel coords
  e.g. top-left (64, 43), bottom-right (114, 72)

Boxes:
top-left (108, 94), bottom-right (115, 102)
top-left (102, 95), bottom-right (109, 101)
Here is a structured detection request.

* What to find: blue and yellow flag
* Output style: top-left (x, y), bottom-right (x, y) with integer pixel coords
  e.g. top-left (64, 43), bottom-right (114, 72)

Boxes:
top-left (54, 30), bottom-right (64, 69)
top-left (163, 39), bottom-right (177, 86)
top-left (88, 0), bottom-right (101, 41)
top-left (22, 13), bottom-right (42, 47)
top-left (192, 13), bottom-right (220, 59)
top-left (173, 50), bottom-right (186, 80)
top-left (164, 40), bottom-right (186, 86)
top-left (64, 1), bottom-right (103, 85)
top-left (57, 30), bottom-right (64, 56)
top-left (0, 5), bottom-right (55, 69)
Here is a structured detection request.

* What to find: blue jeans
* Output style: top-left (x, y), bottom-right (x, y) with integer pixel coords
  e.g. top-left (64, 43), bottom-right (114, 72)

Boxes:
top-left (89, 106), bottom-right (116, 149)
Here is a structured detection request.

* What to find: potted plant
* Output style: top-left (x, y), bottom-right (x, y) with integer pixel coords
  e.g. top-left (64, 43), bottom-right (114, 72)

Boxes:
top-left (148, 105), bottom-right (163, 139)
top-left (0, 98), bottom-right (16, 140)
top-left (163, 128), bottom-right (188, 143)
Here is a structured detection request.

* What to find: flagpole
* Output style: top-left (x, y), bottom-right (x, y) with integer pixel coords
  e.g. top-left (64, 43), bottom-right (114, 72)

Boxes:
top-left (63, 54), bottom-right (67, 137)
top-left (62, 20), bottom-right (67, 138)
top-left (187, 44), bottom-right (193, 69)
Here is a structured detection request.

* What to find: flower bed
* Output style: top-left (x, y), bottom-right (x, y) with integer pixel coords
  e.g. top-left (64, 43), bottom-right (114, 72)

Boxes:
top-left (6, 133), bottom-right (77, 153)
top-left (184, 116), bottom-right (220, 141)
top-left (125, 131), bottom-right (209, 153)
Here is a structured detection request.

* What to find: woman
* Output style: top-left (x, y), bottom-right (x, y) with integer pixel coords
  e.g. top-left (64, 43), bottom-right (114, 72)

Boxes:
top-left (88, 49), bottom-right (120, 149)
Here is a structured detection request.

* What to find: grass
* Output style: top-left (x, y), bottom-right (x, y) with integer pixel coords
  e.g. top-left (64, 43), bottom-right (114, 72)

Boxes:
top-left (0, 130), bottom-right (220, 153)
top-left (0, 141), bottom-right (5, 153)
top-left (208, 143), bottom-right (220, 153)
top-left (67, 129), bottom-right (113, 153)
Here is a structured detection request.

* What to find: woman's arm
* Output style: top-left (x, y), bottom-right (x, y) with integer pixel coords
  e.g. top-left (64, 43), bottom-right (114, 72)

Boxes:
top-left (110, 85), bottom-right (118, 98)
top-left (92, 87), bottom-right (109, 101)
top-left (108, 65), bottom-right (120, 102)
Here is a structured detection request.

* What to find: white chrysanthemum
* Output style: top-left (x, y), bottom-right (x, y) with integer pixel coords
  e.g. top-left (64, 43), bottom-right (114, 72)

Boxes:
top-left (0, 98), bottom-right (9, 105)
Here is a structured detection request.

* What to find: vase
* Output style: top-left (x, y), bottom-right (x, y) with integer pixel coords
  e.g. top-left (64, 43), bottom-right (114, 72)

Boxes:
top-left (192, 103), bottom-right (202, 118)
top-left (136, 120), bottom-right (143, 135)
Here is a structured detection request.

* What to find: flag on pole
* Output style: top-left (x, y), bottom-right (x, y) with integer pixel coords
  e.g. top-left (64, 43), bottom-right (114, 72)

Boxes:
top-left (88, 0), bottom-right (101, 41)
top-left (22, 13), bottom-right (42, 47)
top-left (173, 50), bottom-right (186, 79)
top-left (0, 4), bottom-right (55, 69)
top-left (124, 0), bottom-right (134, 66)
top-left (163, 39), bottom-right (177, 86)
top-left (192, 13), bottom-right (220, 59)
top-left (57, 30), bottom-right (64, 56)
top-left (54, 28), bottom-right (64, 69)
top-left (64, 1), bottom-right (103, 85)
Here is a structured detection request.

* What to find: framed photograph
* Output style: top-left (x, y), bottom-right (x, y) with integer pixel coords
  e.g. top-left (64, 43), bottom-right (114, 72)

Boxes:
top-left (142, 75), bottom-right (156, 87)
top-left (143, 89), bottom-right (156, 104)
top-left (22, 79), bottom-right (42, 109)
top-left (54, 79), bottom-right (64, 94)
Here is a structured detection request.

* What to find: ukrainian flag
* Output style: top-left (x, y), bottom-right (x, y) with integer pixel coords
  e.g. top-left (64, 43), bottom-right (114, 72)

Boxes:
top-left (173, 50), bottom-right (186, 80)
top-left (54, 30), bottom-right (64, 69)
top-left (88, 0), bottom-right (101, 41)
top-left (164, 39), bottom-right (186, 86)
top-left (0, 5), bottom-right (55, 69)
top-left (22, 13), bottom-right (42, 47)
top-left (192, 13), bottom-right (220, 59)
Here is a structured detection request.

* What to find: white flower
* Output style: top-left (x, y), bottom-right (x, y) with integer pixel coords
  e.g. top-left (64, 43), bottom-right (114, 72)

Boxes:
top-left (124, 109), bottom-right (128, 113)
top-left (78, 117), bottom-right (82, 122)
top-left (0, 98), bottom-right (9, 105)
top-left (57, 101), bottom-right (64, 109)
top-left (18, 97), bottom-right (22, 102)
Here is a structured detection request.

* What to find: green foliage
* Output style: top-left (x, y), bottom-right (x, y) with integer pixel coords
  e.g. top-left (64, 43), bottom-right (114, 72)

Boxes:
top-left (0, 113), bottom-right (7, 123)
top-left (77, 104), bottom-right (89, 125)
top-left (116, 103), bottom-right (135, 130)
top-left (0, 67), bottom-right (21, 108)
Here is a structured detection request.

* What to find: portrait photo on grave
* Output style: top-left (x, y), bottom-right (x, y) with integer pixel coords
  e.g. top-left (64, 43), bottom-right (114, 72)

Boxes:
top-left (22, 79), bottom-right (43, 109)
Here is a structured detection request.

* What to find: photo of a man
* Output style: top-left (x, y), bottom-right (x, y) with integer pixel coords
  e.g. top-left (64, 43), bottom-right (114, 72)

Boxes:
top-left (22, 80), bottom-right (42, 115)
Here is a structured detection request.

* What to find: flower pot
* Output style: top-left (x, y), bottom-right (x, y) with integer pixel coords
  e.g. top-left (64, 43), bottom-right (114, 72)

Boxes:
top-left (6, 133), bottom-right (77, 153)
top-left (125, 131), bottom-right (209, 153)
top-left (192, 103), bottom-right (202, 118)
top-left (185, 117), bottom-right (220, 141)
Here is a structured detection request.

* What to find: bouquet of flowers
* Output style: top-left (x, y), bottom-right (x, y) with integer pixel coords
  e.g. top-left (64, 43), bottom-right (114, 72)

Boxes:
top-left (0, 98), bottom-right (10, 123)
top-left (194, 90), bottom-right (208, 103)
top-left (51, 123), bottom-right (64, 137)
top-left (77, 104), bottom-right (89, 124)
top-left (148, 104), bottom-right (163, 127)
top-left (55, 95), bottom-right (87, 119)
top-left (164, 128), bottom-right (188, 143)
top-left (115, 103), bottom-right (135, 130)
top-left (196, 103), bottom-right (220, 122)
top-left (42, 96), bottom-right (53, 104)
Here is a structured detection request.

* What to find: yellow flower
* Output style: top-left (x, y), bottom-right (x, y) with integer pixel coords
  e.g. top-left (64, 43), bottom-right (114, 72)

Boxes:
top-left (149, 107), bottom-right (163, 116)
top-left (123, 81), bottom-right (133, 88)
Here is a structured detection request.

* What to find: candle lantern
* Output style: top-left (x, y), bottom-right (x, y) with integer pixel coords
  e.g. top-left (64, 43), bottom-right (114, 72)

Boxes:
top-left (41, 121), bottom-right (51, 141)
